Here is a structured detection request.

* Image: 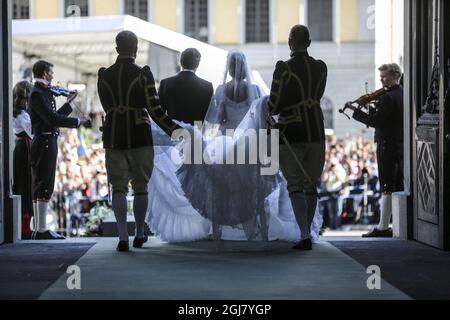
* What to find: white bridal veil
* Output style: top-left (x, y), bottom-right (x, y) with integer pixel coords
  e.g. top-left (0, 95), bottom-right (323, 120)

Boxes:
top-left (147, 50), bottom-right (322, 244)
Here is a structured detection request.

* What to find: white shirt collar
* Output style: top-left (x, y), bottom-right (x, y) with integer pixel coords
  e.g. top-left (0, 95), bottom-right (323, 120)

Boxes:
top-left (181, 69), bottom-right (196, 74)
top-left (34, 78), bottom-right (49, 85)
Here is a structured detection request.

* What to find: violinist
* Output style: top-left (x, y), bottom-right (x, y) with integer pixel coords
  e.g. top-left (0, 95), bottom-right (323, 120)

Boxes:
top-left (29, 60), bottom-right (90, 240)
top-left (345, 63), bottom-right (404, 238)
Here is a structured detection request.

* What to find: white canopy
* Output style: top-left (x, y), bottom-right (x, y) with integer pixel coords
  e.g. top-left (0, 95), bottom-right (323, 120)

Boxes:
top-left (12, 15), bottom-right (269, 92)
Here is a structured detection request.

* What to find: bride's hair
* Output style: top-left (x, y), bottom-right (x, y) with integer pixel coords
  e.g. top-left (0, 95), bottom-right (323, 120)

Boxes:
top-left (227, 51), bottom-right (247, 81)
top-left (221, 50), bottom-right (261, 103)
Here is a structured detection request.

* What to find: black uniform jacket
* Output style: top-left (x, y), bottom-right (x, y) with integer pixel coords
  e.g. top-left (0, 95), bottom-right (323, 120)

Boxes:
top-left (352, 84), bottom-right (404, 147)
top-left (268, 51), bottom-right (328, 144)
top-left (352, 84), bottom-right (404, 192)
top-left (97, 56), bottom-right (181, 149)
top-left (29, 82), bottom-right (79, 135)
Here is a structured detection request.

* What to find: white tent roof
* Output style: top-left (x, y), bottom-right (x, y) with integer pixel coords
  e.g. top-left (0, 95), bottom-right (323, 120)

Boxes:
top-left (12, 15), bottom-right (269, 92)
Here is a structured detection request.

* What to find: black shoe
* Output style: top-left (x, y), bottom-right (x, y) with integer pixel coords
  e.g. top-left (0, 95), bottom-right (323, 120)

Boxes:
top-left (34, 230), bottom-right (66, 240)
top-left (133, 235), bottom-right (148, 248)
top-left (292, 238), bottom-right (312, 250)
top-left (362, 227), bottom-right (393, 238)
top-left (116, 240), bottom-right (130, 252)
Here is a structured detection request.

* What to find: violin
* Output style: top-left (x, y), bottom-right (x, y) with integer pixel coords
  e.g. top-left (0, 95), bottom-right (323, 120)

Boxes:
top-left (353, 87), bottom-right (387, 105)
top-left (48, 85), bottom-right (91, 127)
top-left (339, 87), bottom-right (387, 120)
top-left (49, 86), bottom-right (76, 97)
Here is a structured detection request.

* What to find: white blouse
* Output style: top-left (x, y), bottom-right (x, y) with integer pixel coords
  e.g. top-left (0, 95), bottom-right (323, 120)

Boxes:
top-left (13, 110), bottom-right (33, 139)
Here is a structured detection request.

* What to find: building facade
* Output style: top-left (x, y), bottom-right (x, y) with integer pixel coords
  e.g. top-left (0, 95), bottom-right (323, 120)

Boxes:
top-left (12, 0), bottom-right (380, 136)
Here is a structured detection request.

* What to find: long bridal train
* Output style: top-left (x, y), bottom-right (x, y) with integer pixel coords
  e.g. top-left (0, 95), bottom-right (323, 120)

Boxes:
top-left (146, 50), bottom-right (322, 244)
top-left (146, 118), bottom-right (323, 243)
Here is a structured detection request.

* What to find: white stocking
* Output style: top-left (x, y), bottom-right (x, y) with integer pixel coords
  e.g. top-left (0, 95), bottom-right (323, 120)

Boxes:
top-left (378, 194), bottom-right (392, 231)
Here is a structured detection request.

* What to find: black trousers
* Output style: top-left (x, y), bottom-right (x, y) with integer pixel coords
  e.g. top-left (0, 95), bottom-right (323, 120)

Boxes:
top-left (376, 141), bottom-right (404, 193)
top-left (31, 134), bottom-right (58, 201)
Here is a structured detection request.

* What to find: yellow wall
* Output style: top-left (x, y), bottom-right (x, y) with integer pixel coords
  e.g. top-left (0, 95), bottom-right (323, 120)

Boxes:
top-left (339, 0), bottom-right (359, 42)
top-left (276, 0), bottom-right (300, 43)
top-left (213, 0), bottom-right (240, 44)
top-left (34, 0), bottom-right (60, 19)
top-left (93, 0), bottom-right (120, 16)
top-left (153, 0), bottom-right (178, 31)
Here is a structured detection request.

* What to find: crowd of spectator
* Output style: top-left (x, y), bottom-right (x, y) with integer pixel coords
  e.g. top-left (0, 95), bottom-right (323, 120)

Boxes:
top-left (50, 126), bottom-right (381, 235)
top-left (51, 122), bottom-right (109, 235)
top-left (320, 132), bottom-right (380, 229)
top-left (322, 132), bottom-right (379, 192)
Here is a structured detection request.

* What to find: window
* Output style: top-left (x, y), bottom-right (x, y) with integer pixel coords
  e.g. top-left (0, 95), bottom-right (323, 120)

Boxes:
top-left (64, 0), bottom-right (89, 17)
top-left (184, 0), bottom-right (208, 42)
top-left (307, 0), bottom-right (333, 41)
top-left (13, 0), bottom-right (30, 20)
top-left (245, 0), bottom-right (270, 43)
top-left (125, 0), bottom-right (149, 21)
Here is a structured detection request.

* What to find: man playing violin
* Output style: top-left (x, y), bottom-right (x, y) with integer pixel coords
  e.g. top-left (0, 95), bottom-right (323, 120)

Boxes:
top-left (29, 60), bottom-right (90, 240)
top-left (345, 63), bottom-right (404, 237)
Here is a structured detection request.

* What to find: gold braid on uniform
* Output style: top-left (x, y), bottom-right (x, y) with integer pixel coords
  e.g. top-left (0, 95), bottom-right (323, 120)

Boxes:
top-left (98, 67), bottom-right (119, 147)
top-left (268, 62), bottom-right (288, 116)
top-left (141, 66), bottom-right (178, 136)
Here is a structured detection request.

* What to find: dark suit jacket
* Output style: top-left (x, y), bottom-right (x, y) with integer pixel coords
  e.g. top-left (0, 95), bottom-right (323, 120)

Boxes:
top-left (268, 51), bottom-right (328, 143)
top-left (158, 71), bottom-right (213, 125)
top-left (29, 82), bottom-right (79, 135)
top-left (98, 56), bottom-right (181, 149)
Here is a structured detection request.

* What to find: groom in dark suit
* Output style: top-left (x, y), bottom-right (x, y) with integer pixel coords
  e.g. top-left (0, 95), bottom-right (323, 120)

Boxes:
top-left (158, 48), bottom-right (213, 125)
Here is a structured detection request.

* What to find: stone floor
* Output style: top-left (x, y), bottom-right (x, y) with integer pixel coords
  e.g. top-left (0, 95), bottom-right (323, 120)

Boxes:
top-left (0, 240), bottom-right (95, 299)
top-left (1, 236), bottom-right (449, 300)
top-left (330, 239), bottom-right (450, 300)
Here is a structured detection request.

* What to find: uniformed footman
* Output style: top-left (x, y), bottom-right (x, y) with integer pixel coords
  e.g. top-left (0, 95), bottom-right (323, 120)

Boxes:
top-left (268, 25), bottom-right (328, 250)
top-left (29, 60), bottom-right (90, 240)
top-left (97, 31), bottom-right (182, 252)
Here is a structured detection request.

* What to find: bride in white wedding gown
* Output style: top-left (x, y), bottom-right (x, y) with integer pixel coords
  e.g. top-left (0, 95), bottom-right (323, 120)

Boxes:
top-left (146, 50), bottom-right (322, 243)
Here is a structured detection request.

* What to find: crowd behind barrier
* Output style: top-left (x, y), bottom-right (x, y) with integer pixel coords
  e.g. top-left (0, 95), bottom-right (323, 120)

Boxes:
top-left (320, 133), bottom-right (381, 229)
top-left (49, 127), bottom-right (381, 236)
